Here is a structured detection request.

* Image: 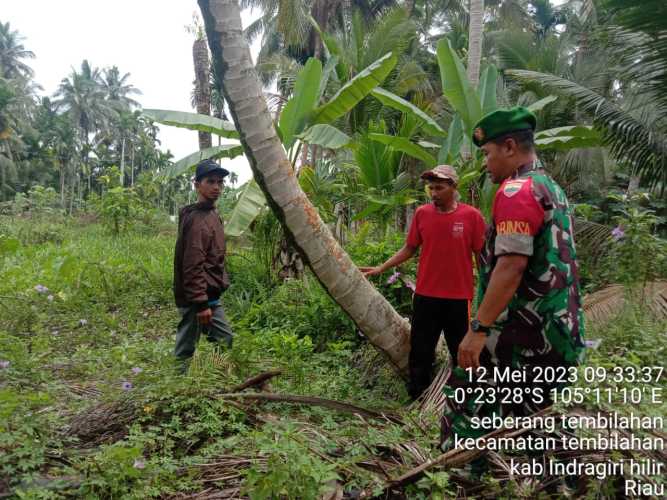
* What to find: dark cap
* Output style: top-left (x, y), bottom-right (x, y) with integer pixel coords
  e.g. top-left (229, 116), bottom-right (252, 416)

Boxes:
top-left (194, 159), bottom-right (229, 181)
top-left (472, 106), bottom-right (537, 147)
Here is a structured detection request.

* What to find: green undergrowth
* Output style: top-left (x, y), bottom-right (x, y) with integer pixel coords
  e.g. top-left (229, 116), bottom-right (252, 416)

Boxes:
top-left (1, 214), bottom-right (665, 498)
top-left (0, 214), bottom-right (414, 498)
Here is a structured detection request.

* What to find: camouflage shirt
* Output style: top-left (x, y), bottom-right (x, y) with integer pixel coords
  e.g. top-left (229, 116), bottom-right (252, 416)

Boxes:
top-left (478, 161), bottom-right (585, 367)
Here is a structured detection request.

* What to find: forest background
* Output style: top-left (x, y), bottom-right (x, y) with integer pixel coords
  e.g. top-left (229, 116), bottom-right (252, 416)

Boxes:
top-left (1, 0), bottom-right (666, 498)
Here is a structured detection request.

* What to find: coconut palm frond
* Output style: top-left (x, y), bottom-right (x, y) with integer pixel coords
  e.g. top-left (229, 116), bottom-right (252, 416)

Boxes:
top-left (264, 92), bottom-right (289, 115)
top-left (393, 59), bottom-right (432, 96)
top-left (573, 217), bottom-right (613, 262)
top-left (256, 53), bottom-right (302, 92)
top-left (244, 15), bottom-right (268, 44)
top-left (505, 69), bottom-right (667, 191)
top-left (604, 0), bottom-right (667, 108)
top-left (583, 281), bottom-right (667, 326)
top-left (276, 0), bottom-right (310, 48)
top-left (490, 30), bottom-right (534, 71)
top-left (555, 147), bottom-right (612, 195)
top-left (362, 7), bottom-right (417, 69)
top-left (495, 0), bottom-right (533, 30)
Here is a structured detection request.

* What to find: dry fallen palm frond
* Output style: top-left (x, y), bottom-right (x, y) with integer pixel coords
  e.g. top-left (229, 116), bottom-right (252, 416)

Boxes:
top-left (389, 441), bottom-right (430, 466)
top-left (215, 392), bottom-right (403, 424)
top-left (583, 280), bottom-right (667, 326)
top-left (165, 486), bottom-right (243, 499)
top-left (173, 455), bottom-right (266, 499)
top-left (67, 382), bottom-right (102, 398)
top-left (378, 406), bottom-right (557, 492)
top-left (583, 283), bottom-right (625, 326)
top-left (189, 350), bottom-right (235, 378)
top-left (231, 369), bottom-right (282, 392)
top-left (413, 362), bottom-right (452, 421)
top-left (66, 396), bottom-right (136, 446)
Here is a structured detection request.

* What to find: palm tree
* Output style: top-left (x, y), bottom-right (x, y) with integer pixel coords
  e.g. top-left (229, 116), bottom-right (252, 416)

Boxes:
top-left (245, 0), bottom-right (399, 71)
top-left (0, 21), bottom-right (35, 80)
top-left (316, 7), bottom-right (425, 134)
top-left (0, 23), bottom-right (37, 201)
top-left (54, 60), bottom-right (115, 199)
top-left (198, 0), bottom-right (411, 374)
top-left (186, 15), bottom-right (213, 150)
top-left (504, 0), bottom-right (667, 191)
top-left (0, 76), bottom-right (19, 200)
top-left (101, 66), bottom-right (141, 110)
top-left (99, 66), bottom-right (142, 186)
top-left (466, 0), bottom-right (484, 86)
top-left (32, 97), bottom-right (79, 206)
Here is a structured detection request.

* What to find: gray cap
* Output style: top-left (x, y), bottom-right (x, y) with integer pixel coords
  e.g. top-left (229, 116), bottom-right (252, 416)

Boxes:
top-left (420, 164), bottom-right (459, 184)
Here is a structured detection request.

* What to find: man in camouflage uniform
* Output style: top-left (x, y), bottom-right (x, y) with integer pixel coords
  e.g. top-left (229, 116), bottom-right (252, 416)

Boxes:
top-left (441, 107), bottom-right (585, 450)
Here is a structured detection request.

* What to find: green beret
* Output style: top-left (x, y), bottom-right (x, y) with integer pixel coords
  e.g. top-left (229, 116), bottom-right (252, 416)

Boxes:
top-left (472, 107), bottom-right (537, 147)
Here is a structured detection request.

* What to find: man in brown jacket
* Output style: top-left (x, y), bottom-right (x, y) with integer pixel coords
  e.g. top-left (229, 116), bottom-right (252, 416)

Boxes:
top-left (173, 159), bottom-right (234, 370)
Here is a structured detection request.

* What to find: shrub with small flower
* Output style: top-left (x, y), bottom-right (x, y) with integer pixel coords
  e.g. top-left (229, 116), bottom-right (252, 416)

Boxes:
top-left (603, 193), bottom-right (667, 287)
top-left (346, 227), bottom-right (417, 316)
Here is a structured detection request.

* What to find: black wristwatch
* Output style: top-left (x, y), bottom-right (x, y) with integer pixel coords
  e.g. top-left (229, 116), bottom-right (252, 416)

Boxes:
top-left (470, 319), bottom-right (491, 335)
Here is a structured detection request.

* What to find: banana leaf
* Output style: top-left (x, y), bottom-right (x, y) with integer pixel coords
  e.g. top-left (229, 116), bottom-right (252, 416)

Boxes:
top-left (297, 124), bottom-right (351, 149)
top-left (319, 55), bottom-right (339, 99)
top-left (279, 58), bottom-right (322, 149)
top-left (166, 144), bottom-right (244, 178)
top-left (313, 52), bottom-right (397, 124)
top-left (438, 115), bottom-right (464, 164)
top-left (478, 65), bottom-right (498, 115)
top-left (225, 179), bottom-right (267, 237)
top-left (370, 88), bottom-right (446, 137)
top-left (369, 133), bottom-right (437, 167)
top-left (436, 39), bottom-right (482, 134)
top-left (142, 109), bottom-right (239, 139)
top-left (527, 95), bottom-right (558, 112)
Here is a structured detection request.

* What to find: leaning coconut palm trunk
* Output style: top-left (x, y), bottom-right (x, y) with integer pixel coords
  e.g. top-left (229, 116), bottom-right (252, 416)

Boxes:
top-left (198, 0), bottom-right (410, 375)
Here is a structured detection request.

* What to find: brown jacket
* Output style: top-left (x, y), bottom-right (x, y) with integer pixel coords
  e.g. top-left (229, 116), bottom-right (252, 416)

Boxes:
top-left (173, 201), bottom-right (230, 310)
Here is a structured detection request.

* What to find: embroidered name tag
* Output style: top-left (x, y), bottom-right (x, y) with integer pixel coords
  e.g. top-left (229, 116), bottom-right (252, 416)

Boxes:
top-left (497, 220), bottom-right (531, 235)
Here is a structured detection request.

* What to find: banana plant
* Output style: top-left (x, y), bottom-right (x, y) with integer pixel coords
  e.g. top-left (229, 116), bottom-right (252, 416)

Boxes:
top-left (141, 109), bottom-right (244, 178)
top-left (144, 50), bottom-right (400, 237)
top-left (354, 38), bottom-right (603, 216)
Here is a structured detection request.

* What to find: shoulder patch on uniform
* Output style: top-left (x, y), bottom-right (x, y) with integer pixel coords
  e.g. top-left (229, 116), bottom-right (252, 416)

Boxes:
top-left (502, 179), bottom-right (528, 198)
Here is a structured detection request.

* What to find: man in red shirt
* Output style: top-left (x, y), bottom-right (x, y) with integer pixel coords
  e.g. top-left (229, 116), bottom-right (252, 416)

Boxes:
top-left (360, 165), bottom-right (486, 399)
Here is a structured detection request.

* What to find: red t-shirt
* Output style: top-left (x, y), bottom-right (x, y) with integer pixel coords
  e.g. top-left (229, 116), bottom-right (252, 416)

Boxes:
top-left (406, 203), bottom-right (486, 299)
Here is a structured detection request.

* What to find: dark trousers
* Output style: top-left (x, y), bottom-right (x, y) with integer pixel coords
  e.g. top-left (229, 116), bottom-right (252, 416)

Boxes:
top-left (408, 294), bottom-right (469, 399)
top-left (174, 304), bottom-right (234, 370)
